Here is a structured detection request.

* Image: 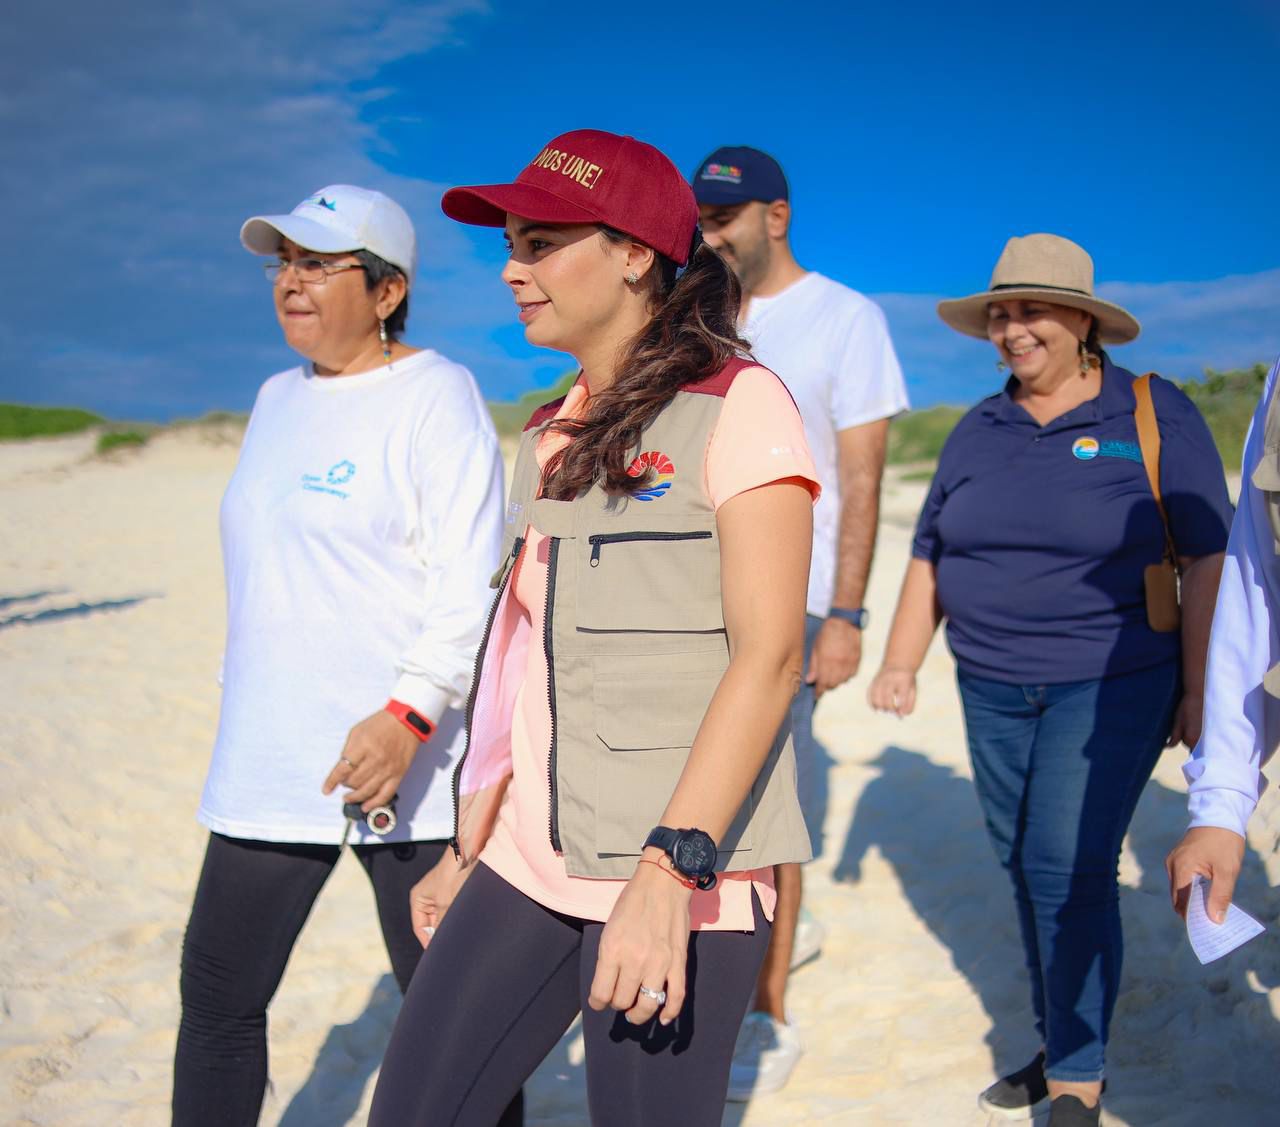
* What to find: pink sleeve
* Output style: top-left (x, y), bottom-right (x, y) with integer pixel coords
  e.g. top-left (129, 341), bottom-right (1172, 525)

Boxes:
top-left (705, 366), bottom-right (821, 510)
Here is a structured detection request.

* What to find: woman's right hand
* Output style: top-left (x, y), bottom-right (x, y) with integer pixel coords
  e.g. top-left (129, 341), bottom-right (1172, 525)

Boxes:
top-left (868, 666), bottom-right (918, 717)
top-left (409, 850), bottom-right (474, 949)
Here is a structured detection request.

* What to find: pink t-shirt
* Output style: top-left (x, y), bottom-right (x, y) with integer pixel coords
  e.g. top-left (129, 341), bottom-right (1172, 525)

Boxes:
top-left (480, 367), bottom-right (820, 930)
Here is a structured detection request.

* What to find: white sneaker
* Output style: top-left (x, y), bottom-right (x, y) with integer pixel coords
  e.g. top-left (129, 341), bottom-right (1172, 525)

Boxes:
top-left (725, 1011), bottom-right (802, 1101)
top-left (790, 908), bottom-right (825, 971)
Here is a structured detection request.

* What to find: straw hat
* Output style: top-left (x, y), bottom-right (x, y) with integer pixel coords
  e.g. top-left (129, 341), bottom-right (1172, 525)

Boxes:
top-left (937, 233), bottom-right (1140, 344)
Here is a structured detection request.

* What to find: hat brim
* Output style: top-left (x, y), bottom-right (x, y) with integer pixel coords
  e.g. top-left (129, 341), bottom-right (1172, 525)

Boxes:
top-left (441, 182), bottom-right (603, 230)
top-left (692, 183), bottom-right (767, 206)
top-left (937, 287), bottom-right (1141, 345)
top-left (239, 214), bottom-right (362, 257)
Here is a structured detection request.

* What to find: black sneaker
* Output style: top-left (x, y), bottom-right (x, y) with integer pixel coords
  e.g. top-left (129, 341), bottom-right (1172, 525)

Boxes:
top-left (1047, 1094), bottom-right (1101, 1126)
top-left (977, 1051), bottom-right (1049, 1120)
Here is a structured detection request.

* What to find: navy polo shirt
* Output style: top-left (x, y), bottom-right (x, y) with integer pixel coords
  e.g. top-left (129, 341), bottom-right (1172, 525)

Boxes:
top-left (912, 357), bottom-right (1233, 684)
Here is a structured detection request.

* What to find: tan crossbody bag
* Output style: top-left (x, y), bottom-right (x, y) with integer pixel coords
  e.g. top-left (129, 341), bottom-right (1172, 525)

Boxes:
top-left (1133, 373), bottom-right (1181, 632)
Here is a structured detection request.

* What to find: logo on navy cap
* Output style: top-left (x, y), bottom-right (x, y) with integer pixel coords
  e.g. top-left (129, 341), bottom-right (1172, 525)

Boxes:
top-left (700, 162), bottom-right (743, 184)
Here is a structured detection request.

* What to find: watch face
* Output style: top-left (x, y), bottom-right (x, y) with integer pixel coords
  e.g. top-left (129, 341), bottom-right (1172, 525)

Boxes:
top-left (674, 830), bottom-right (716, 877)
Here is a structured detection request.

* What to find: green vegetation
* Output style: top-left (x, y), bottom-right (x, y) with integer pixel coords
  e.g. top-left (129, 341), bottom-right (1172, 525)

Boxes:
top-left (96, 429), bottom-right (151, 455)
top-left (886, 406), bottom-right (967, 466)
top-left (1178, 363), bottom-right (1269, 473)
top-left (885, 363), bottom-right (1270, 474)
top-left (488, 370), bottom-right (579, 438)
top-left (0, 403), bottom-right (104, 440)
top-left (5, 360), bottom-right (1270, 471)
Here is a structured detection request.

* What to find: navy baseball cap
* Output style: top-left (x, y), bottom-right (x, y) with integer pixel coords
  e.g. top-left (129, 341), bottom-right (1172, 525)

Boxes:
top-left (690, 146), bottom-right (789, 206)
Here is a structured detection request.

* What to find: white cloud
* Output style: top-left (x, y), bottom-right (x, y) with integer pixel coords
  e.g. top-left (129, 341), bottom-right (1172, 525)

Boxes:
top-left (0, 1), bottom-right (528, 418)
top-left (874, 270), bottom-right (1280, 408)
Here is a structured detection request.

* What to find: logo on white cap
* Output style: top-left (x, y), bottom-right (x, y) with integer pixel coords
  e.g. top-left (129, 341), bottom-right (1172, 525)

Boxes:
top-left (240, 184), bottom-right (417, 287)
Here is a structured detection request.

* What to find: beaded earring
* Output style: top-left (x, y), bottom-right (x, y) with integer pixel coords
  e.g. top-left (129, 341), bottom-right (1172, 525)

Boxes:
top-left (380, 319), bottom-right (392, 364)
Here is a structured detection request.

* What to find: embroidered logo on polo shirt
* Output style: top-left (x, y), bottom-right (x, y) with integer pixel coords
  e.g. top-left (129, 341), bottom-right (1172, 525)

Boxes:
top-left (1098, 440), bottom-right (1143, 463)
top-left (627, 451), bottom-right (675, 501)
top-left (1072, 437), bottom-right (1100, 460)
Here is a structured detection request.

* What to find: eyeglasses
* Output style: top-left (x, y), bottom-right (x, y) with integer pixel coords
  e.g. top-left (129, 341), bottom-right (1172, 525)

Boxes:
top-left (263, 258), bottom-right (368, 285)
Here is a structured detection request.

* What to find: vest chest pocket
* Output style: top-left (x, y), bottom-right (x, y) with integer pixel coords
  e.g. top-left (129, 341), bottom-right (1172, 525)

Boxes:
top-left (577, 527), bottom-right (724, 633)
top-left (591, 659), bottom-right (752, 856)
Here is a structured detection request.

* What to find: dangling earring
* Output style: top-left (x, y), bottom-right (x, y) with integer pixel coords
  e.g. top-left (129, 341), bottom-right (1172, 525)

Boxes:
top-left (1078, 338), bottom-right (1091, 373)
top-left (624, 271), bottom-right (639, 285)
top-left (380, 319), bottom-right (392, 364)
top-left (996, 360), bottom-right (1007, 372)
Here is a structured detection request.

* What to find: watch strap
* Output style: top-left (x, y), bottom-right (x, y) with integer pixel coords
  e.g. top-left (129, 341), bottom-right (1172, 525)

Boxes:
top-left (385, 699), bottom-right (435, 741)
top-left (643, 825), bottom-right (719, 890)
top-left (828, 606), bottom-right (868, 629)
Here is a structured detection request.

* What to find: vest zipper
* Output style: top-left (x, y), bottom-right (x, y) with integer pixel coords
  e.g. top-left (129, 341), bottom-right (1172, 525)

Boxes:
top-left (588, 529), bottom-right (713, 567)
top-left (545, 537), bottom-right (562, 852)
top-left (450, 535), bottom-right (524, 859)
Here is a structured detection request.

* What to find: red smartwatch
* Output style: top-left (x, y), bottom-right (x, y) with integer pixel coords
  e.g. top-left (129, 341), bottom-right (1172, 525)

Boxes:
top-left (385, 699), bottom-right (435, 742)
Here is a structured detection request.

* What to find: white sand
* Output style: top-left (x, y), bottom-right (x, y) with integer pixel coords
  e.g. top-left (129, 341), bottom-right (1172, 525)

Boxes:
top-left (1, 431), bottom-right (1277, 1125)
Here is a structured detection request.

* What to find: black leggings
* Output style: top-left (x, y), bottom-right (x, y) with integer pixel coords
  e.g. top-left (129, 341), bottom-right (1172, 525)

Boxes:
top-left (370, 863), bottom-right (771, 1127)
top-left (173, 833), bottom-right (523, 1127)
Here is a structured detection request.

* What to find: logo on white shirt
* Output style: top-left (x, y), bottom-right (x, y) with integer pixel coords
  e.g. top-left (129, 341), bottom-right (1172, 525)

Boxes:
top-left (301, 459), bottom-right (357, 499)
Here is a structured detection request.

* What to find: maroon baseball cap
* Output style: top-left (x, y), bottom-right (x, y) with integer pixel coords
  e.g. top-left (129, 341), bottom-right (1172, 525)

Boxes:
top-left (441, 129), bottom-right (699, 265)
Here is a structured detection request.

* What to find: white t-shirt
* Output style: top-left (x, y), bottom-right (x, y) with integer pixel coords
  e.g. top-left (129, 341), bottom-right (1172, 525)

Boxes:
top-left (743, 273), bottom-right (909, 618)
top-left (198, 349), bottom-right (505, 844)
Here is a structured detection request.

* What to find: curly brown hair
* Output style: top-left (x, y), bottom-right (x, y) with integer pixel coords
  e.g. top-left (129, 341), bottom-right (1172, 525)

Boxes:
top-left (539, 227), bottom-right (751, 500)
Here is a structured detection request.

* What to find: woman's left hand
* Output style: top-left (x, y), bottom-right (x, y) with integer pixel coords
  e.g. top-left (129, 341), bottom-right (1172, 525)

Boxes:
top-left (588, 852), bottom-right (693, 1027)
top-left (321, 709), bottom-right (421, 811)
top-left (1167, 693), bottom-right (1204, 749)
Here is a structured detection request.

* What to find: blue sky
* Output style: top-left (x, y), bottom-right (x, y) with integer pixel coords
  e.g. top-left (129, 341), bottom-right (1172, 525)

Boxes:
top-left (4, 0), bottom-right (1278, 420)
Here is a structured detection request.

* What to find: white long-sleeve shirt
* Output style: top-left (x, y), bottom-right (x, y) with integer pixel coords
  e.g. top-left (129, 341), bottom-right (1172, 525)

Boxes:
top-left (1184, 356), bottom-right (1280, 836)
top-left (198, 349), bottom-right (504, 844)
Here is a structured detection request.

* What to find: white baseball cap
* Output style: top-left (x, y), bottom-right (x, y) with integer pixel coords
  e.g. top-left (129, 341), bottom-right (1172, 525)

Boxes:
top-left (240, 184), bottom-right (417, 287)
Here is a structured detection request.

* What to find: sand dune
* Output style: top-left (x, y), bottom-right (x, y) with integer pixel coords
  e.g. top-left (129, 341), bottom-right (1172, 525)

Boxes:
top-left (1, 431), bottom-right (1276, 1125)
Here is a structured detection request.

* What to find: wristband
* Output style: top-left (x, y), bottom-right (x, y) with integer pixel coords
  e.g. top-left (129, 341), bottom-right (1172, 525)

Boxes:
top-left (828, 607), bottom-right (869, 629)
top-left (638, 857), bottom-right (697, 890)
top-left (385, 699), bottom-right (435, 742)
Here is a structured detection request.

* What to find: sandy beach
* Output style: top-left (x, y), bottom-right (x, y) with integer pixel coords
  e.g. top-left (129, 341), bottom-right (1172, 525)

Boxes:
top-left (2, 429), bottom-right (1277, 1126)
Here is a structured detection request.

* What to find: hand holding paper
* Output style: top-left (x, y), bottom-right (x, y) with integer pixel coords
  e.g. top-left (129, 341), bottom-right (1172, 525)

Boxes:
top-left (1185, 875), bottom-right (1265, 964)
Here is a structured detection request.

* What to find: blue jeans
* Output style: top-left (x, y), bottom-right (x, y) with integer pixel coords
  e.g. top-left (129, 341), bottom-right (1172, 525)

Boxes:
top-left (956, 660), bottom-right (1179, 1082)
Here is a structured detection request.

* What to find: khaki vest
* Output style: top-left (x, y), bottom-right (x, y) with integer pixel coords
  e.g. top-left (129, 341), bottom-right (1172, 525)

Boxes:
top-left (467, 362), bottom-right (811, 879)
top-left (1250, 382), bottom-right (1280, 698)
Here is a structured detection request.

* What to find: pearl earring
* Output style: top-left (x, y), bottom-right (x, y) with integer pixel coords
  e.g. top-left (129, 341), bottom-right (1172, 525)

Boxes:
top-left (624, 271), bottom-right (639, 285)
top-left (380, 319), bottom-right (391, 364)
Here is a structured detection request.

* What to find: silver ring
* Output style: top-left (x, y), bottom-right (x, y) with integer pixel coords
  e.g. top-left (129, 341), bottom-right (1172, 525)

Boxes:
top-left (638, 985), bottom-right (667, 1005)
top-left (340, 757), bottom-right (355, 767)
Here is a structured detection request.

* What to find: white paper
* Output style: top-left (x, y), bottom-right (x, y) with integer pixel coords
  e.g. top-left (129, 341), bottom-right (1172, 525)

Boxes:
top-left (1186, 874), bottom-right (1265, 965)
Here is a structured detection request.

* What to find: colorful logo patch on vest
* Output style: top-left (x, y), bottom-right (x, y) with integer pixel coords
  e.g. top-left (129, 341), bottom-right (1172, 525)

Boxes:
top-left (1072, 437), bottom-right (1100, 460)
top-left (627, 451), bottom-right (675, 500)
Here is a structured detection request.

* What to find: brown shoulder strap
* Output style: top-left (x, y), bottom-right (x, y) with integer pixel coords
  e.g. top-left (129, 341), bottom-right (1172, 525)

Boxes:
top-left (1132, 373), bottom-right (1177, 563)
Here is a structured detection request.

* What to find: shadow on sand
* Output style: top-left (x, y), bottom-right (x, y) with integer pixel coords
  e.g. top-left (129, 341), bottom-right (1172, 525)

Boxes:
top-left (832, 744), bottom-right (1280, 1121)
top-left (277, 974), bottom-right (400, 1127)
top-left (0, 592), bottom-right (159, 630)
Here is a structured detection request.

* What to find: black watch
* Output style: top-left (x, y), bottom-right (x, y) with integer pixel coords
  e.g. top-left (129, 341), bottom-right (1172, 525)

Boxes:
top-left (644, 826), bottom-right (719, 890)
top-left (828, 606), bottom-right (869, 629)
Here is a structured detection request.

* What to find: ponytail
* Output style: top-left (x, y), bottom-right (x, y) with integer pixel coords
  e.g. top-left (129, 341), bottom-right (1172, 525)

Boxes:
top-left (540, 227), bottom-right (750, 500)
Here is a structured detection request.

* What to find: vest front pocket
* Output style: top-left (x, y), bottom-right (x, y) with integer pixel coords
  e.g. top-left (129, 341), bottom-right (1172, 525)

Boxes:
top-left (577, 526), bottom-right (723, 633)
top-left (591, 658), bottom-right (753, 858)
